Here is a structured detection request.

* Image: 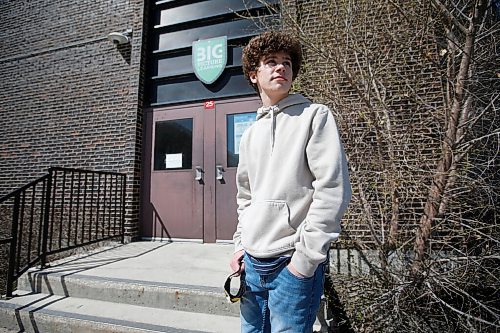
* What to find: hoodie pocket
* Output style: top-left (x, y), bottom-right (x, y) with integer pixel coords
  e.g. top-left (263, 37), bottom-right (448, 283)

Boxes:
top-left (241, 200), bottom-right (296, 255)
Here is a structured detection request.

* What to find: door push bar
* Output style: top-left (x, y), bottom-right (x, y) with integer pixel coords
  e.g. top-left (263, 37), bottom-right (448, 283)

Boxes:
top-left (195, 166), bottom-right (204, 183)
top-left (216, 165), bottom-right (224, 180)
top-left (195, 166), bottom-right (225, 182)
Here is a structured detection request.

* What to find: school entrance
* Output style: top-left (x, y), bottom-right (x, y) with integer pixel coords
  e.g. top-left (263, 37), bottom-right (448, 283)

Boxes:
top-left (142, 97), bottom-right (260, 242)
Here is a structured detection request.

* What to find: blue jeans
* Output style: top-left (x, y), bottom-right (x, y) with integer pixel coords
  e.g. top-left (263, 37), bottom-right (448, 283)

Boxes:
top-left (240, 254), bottom-right (325, 333)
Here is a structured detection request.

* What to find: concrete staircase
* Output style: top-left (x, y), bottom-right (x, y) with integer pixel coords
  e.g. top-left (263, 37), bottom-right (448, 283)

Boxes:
top-left (0, 242), bottom-right (241, 332)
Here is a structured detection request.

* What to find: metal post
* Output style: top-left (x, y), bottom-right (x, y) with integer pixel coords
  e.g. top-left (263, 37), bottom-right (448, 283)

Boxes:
top-left (121, 175), bottom-right (126, 244)
top-left (74, 171), bottom-right (81, 245)
top-left (113, 175), bottom-right (119, 236)
top-left (68, 170), bottom-right (74, 247)
top-left (6, 195), bottom-right (21, 298)
top-left (102, 173), bottom-right (107, 238)
top-left (41, 169), bottom-right (53, 268)
top-left (95, 173), bottom-right (101, 237)
top-left (58, 171), bottom-right (66, 249)
top-left (15, 191), bottom-right (26, 273)
top-left (89, 174), bottom-right (95, 241)
top-left (82, 172), bottom-right (88, 243)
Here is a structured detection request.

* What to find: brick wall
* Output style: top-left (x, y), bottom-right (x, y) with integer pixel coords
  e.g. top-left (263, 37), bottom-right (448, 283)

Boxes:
top-left (0, 0), bottom-right (147, 238)
top-left (0, 0), bottom-right (461, 245)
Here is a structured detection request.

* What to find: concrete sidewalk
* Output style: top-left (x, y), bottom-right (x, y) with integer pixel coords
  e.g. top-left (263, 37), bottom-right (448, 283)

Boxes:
top-left (35, 241), bottom-right (236, 289)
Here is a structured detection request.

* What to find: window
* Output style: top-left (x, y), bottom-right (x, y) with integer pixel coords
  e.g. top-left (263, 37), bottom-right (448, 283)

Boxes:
top-left (226, 112), bottom-right (256, 167)
top-left (154, 118), bottom-right (193, 170)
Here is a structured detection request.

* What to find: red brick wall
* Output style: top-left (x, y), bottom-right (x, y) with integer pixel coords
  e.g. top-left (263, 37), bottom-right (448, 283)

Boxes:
top-left (0, 0), bottom-right (148, 238)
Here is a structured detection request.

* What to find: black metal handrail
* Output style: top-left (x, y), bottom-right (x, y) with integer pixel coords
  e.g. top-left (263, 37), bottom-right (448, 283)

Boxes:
top-left (0, 167), bottom-right (126, 298)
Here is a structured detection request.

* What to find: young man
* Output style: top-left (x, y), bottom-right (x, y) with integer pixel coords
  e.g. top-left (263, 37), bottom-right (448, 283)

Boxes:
top-left (230, 31), bottom-right (351, 332)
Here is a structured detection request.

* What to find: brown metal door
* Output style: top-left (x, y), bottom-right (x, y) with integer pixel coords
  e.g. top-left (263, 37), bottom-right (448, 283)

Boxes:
top-left (213, 97), bottom-right (260, 241)
top-left (142, 98), bottom-right (260, 242)
top-left (142, 105), bottom-right (204, 241)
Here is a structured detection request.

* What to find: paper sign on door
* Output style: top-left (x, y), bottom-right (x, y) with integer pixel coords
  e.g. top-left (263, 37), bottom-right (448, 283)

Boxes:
top-left (165, 153), bottom-right (183, 169)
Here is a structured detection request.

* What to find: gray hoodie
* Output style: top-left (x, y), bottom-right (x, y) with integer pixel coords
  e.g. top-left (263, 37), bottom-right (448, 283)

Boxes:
top-left (233, 94), bottom-right (352, 277)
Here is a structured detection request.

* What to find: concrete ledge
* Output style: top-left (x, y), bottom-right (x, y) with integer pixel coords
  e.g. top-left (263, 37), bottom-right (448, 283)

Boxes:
top-left (18, 271), bottom-right (239, 317)
top-left (329, 248), bottom-right (409, 275)
top-left (0, 291), bottom-right (240, 333)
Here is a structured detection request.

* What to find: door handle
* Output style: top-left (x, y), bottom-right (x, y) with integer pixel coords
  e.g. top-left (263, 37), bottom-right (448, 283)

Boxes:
top-left (195, 166), bottom-right (204, 183)
top-left (216, 165), bottom-right (224, 180)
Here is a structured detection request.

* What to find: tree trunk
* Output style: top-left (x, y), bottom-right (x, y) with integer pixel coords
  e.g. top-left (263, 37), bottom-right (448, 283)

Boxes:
top-left (411, 0), bottom-right (487, 277)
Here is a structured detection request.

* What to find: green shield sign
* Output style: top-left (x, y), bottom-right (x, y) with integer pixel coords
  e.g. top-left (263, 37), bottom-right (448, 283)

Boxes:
top-left (192, 36), bottom-right (227, 84)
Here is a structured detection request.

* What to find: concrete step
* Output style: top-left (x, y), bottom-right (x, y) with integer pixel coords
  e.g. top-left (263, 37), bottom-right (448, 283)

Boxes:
top-left (0, 290), bottom-right (240, 333)
top-left (5, 242), bottom-right (330, 332)
top-left (18, 269), bottom-right (239, 317)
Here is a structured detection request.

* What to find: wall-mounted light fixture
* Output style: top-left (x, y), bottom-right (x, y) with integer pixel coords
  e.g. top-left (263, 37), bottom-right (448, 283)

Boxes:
top-left (107, 29), bottom-right (132, 45)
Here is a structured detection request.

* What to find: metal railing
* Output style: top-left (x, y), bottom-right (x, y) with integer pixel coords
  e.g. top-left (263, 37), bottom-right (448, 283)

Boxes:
top-left (0, 167), bottom-right (126, 298)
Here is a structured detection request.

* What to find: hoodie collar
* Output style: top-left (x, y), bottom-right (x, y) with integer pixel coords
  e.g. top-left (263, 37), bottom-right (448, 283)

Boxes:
top-left (256, 94), bottom-right (310, 120)
top-left (255, 94), bottom-right (310, 153)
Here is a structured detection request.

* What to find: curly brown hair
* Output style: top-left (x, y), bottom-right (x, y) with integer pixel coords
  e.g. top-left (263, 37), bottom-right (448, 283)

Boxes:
top-left (242, 31), bottom-right (302, 92)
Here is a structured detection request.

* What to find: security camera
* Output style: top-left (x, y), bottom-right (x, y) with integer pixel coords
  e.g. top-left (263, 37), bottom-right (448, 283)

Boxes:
top-left (107, 29), bottom-right (132, 45)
